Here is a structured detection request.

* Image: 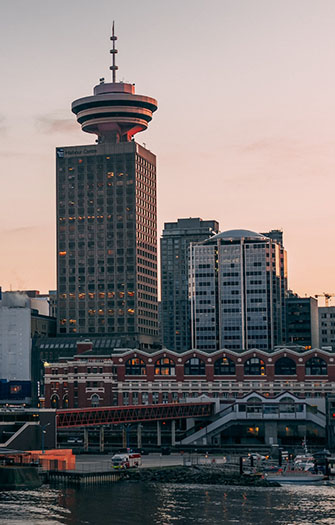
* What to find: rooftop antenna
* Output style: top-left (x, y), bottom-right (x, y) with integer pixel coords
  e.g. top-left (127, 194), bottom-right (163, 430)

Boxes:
top-left (110, 21), bottom-right (118, 83)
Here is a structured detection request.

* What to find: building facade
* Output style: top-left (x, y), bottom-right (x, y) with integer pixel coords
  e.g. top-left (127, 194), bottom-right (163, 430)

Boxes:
top-left (161, 218), bottom-right (219, 351)
top-left (261, 230), bottom-right (287, 342)
top-left (44, 344), bottom-right (335, 409)
top-left (286, 294), bottom-right (319, 348)
top-left (189, 229), bottom-right (287, 351)
top-left (56, 30), bottom-right (158, 346)
top-left (0, 292), bottom-right (32, 404)
top-left (319, 306), bottom-right (335, 351)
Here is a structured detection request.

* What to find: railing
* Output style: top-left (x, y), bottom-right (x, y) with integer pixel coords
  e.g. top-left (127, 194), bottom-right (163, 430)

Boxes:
top-left (56, 402), bottom-right (214, 428)
top-left (180, 403), bottom-right (327, 445)
top-left (181, 404), bottom-right (234, 439)
top-left (183, 455), bottom-right (227, 466)
top-left (0, 422), bottom-right (40, 447)
top-left (74, 461), bottom-right (112, 473)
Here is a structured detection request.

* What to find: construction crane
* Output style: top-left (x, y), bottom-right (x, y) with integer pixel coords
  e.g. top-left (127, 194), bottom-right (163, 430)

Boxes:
top-left (314, 293), bottom-right (335, 307)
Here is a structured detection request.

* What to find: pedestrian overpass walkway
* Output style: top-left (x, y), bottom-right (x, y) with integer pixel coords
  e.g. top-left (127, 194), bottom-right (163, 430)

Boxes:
top-left (180, 401), bottom-right (326, 445)
top-left (56, 402), bottom-right (214, 429)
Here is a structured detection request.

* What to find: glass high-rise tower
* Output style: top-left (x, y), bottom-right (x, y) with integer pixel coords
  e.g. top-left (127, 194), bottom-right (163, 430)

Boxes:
top-left (189, 229), bottom-right (287, 351)
top-left (56, 27), bottom-right (158, 346)
top-left (161, 218), bottom-right (219, 351)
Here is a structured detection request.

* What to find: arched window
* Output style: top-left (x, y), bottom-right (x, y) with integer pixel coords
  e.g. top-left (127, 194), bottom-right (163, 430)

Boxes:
top-left (184, 358), bottom-right (206, 375)
top-left (125, 358), bottom-right (146, 375)
top-left (247, 396), bottom-right (263, 404)
top-left (280, 396), bottom-right (295, 403)
top-left (62, 395), bottom-right (69, 408)
top-left (244, 357), bottom-right (266, 376)
top-left (279, 396), bottom-right (295, 413)
top-left (305, 357), bottom-right (327, 376)
top-left (246, 396), bottom-right (263, 413)
top-left (91, 394), bottom-right (100, 407)
top-left (51, 395), bottom-right (59, 409)
top-left (275, 357), bottom-right (296, 376)
top-left (214, 357), bottom-right (236, 375)
top-left (154, 358), bottom-right (175, 376)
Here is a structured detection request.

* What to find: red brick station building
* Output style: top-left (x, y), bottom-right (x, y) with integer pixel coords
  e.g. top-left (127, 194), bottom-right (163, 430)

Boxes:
top-left (43, 341), bottom-right (335, 409)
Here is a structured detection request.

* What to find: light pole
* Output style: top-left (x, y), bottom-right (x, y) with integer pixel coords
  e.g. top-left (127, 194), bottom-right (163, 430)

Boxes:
top-left (41, 423), bottom-right (50, 454)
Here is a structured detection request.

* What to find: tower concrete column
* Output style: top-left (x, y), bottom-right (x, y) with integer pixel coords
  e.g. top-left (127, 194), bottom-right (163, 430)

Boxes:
top-left (84, 428), bottom-right (89, 452)
top-left (171, 420), bottom-right (176, 446)
top-left (157, 421), bottom-right (161, 447)
top-left (99, 426), bottom-right (105, 453)
top-left (186, 418), bottom-right (195, 431)
top-left (264, 421), bottom-right (278, 445)
top-left (122, 427), bottom-right (127, 449)
top-left (137, 424), bottom-right (142, 449)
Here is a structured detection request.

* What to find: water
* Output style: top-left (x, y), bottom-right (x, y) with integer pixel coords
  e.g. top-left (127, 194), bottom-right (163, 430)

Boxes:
top-left (1, 483), bottom-right (335, 525)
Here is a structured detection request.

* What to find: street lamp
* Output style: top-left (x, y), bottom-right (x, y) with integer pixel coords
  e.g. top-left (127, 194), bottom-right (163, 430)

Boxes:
top-left (40, 423), bottom-right (50, 454)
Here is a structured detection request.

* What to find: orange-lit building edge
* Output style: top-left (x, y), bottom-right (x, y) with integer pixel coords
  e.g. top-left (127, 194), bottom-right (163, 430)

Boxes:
top-left (0, 449), bottom-right (75, 471)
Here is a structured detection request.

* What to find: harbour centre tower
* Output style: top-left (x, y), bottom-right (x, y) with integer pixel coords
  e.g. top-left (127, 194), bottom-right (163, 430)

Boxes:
top-left (56, 27), bottom-right (159, 346)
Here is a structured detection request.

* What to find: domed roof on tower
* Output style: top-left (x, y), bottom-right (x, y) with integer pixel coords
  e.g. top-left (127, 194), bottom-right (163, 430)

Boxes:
top-left (71, 22), bottom-right (158, 143)
top-left (204, 229), bottom-right (269, 244)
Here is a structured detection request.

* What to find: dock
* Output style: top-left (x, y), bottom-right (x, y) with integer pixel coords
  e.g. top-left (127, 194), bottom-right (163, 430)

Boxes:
top-left (45, 469), bottom-right (124, 486)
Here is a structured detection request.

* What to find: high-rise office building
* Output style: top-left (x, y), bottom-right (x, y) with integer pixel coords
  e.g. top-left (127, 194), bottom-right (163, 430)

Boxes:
top-left (161, 218), bottom-right (219, 351)
top-left (261, 229), bottom-right (287, 342)
top-left (286, 293), bottom-right (319, 348)
top-left (189, 229), bottom-right (287, 350)
top-left (56, 27), bottom-right (159, 345)
top-left (319, 306), bottom-right (335, 350)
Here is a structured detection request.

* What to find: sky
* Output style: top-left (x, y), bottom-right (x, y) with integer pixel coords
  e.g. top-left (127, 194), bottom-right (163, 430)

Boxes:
top-left (1, 0), bottom-right (335, 302)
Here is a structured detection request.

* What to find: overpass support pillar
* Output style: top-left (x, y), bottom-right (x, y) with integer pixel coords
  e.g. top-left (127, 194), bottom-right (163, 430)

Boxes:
top-left (157, 421), bottom-right (161, 447)
top-left (122, 427), bottom-right (127, 449)
top-left (264, 422), bottom-right (278, 445)
top-left (99, 426), bottom-right (105, 453)
top-left (84, 428), bottom-right (89, 452)
top-left (171, 420), bottom-right (176, 446)
top-left (186, 418), bottom-right (195, 431)
top-left (137, 424), bottom-right (142, 449)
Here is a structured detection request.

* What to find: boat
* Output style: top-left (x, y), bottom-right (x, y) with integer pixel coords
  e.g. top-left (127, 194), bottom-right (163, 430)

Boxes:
top-left (265, 467), bottom-right (325, 485)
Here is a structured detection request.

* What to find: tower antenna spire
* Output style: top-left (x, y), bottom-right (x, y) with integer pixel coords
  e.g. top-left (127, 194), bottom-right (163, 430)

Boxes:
top-left (110, 21), bottom-right (118, 83)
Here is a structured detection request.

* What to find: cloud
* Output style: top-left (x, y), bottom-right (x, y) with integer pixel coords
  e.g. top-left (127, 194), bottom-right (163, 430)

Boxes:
top-left (1, 226), bottom-right (38, 235)
top-left (238, 136), bottom-right (333, 160)
top-left (35, 116), bottom-right (77, 133)
top-left (239, 137), bottom-right (303, 159)
top-left (0, 150), bottom-right (32, 158)
top-left (0, 115), bottom-right (7, 135)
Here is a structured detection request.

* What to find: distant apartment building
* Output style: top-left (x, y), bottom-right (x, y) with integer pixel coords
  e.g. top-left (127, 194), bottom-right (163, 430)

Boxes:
top-left (0, 289), bottom-right (57, 405)
top-left (48, 290), bottom-right (57, 318)
top-left (286, 294), bottom-right (319, 348)
top-left (13, 289), bottom-right (57, 321)
top-left (161, 218), bottom-right (219, 351)
top-left (189, 229), bottom-right (287, 351)
top-left (31, 311), bottom-right (56, 339)
top-left (319, 306), bottom-right (335, 350)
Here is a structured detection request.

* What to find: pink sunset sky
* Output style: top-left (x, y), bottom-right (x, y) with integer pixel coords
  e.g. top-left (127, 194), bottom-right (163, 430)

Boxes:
top-left (1, 0), bottom-right (335, 303)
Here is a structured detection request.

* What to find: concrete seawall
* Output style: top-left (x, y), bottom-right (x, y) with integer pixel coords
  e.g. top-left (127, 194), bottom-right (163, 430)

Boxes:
top-left (0, 465), bottom-right (42, 489)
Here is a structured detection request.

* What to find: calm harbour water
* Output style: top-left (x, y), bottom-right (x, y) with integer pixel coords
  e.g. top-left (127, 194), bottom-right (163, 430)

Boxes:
top-left (1, 483), bottom-right (335, 525)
